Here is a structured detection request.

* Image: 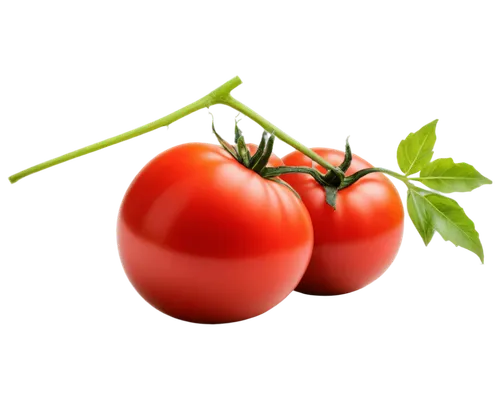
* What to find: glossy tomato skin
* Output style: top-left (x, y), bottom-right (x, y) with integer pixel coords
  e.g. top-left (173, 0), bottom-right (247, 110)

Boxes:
top-left (117, 143), bottom-right (313, 323)
top-left (281, 148), bottom-right (404, 296)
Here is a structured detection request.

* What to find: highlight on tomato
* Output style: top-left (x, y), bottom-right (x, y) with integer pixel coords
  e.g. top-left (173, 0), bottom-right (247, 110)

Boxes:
top-left (117, 124), bottom-right (313, 323)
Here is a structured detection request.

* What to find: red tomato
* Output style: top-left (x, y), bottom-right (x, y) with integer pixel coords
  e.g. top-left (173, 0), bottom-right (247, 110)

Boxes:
top-left (281, 148), bottom-right (404, 295)
top-left (117, 143), bottom-right (313, 323)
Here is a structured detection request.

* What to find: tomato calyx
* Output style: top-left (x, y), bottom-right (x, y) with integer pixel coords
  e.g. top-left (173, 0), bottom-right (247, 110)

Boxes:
top-left (262, 139), bottom-right (356, 208)
top-left (212, 118), bottom-right (350, 208)
top-left (210, 118), bottom-right (302, 197)
top-left (321, 138), bottom-right (352, 186)
top-left (260, 165), bottom-right (339, 207)
top-left (211, 118), bottom-right (276, 174)
top-left (339, 168), bottom-right (384, 190)
top-left (329, 138), bottom-right (406, 190)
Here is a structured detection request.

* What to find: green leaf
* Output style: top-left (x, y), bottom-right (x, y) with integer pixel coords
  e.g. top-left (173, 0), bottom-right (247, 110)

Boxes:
top-left (407, 186), bottom-right (484, 262)
top-left (416, 158), bottom-right (492, 193)
top-left (407, 189), bottom-right (435, 245)
top-left (397, 120), bottom-right (438, 175)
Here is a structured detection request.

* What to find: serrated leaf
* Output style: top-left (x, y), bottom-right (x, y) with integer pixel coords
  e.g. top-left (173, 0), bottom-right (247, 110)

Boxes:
top-left (408, 187), bottom-right (484, 262)
top-left (417, 158), bottom-right (492, 193)
top-left (407, 189), bottom-right (435, 245)
top-left (397, 120), bottom-right (438, 175)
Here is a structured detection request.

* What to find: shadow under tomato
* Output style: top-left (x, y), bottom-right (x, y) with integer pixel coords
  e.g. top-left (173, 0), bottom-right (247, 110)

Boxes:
top-left (172, 321), bottom-right (257, 330)
top-left (295, 292), bottom-right (349, 307)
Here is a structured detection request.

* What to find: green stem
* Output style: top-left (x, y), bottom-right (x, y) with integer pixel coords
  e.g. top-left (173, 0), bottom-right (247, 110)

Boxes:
top-left (222, 95), bottom-right (344, 183)
top-left (323, 169), bottom-right (342, 187)
top-left (377, 168), bottom-right (410, 183)
top-left (404, 181), bottom-right (450, 198)
top-left (261, 165), bottom-right (328, 184)
top-left (339, 167), bottom-right (410, 190)
top-left (339, 167), bottom-right (454, 197)
top-left (9, 77), bottom-right (243, 183)
top-left (6, 74), bottom-right (350, 185)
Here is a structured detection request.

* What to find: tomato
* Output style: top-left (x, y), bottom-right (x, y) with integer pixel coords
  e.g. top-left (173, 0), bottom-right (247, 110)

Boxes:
top-left (117, 142), bottom-right (313, 323)
top-left (281, 148), bottom-right (404, 295)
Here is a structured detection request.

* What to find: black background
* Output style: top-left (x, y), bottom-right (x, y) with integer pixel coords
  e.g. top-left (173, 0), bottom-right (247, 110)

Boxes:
top-left (0, 65), bottom-right (498, 332)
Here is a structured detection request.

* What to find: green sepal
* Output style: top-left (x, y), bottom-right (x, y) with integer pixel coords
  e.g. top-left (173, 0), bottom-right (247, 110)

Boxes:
top-left (324, 185), bottom-right (338, 209)
top-left (250, 131), bottom-right (269, 171)
top-left (252, 132), bottom-right (276, 174)
top-left (210, 123), bottom-right (241, 161)
top-left (397, 120), bottom-right (438, 175)
top-left (234, 119), bottom-right (243, 143)
top-left (339, 133), bottom-right (352, 172)
top-left (236, 135), bottom-right (251, 167)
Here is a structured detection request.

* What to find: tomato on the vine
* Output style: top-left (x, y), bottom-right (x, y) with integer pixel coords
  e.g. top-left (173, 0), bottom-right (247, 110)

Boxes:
top-left (281, 148), bottom-right (404, 296)
top-left (117, 142), bottom-right (313, 323)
